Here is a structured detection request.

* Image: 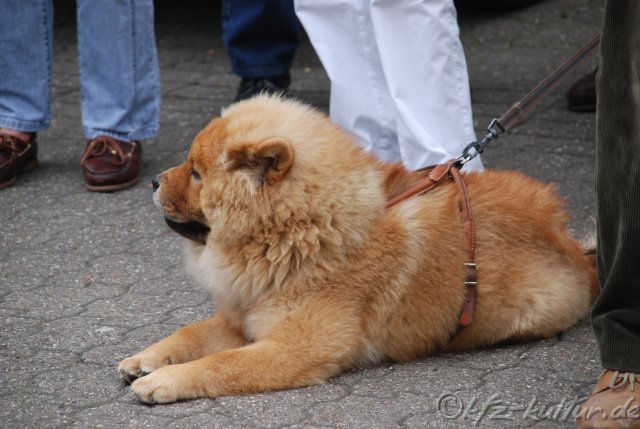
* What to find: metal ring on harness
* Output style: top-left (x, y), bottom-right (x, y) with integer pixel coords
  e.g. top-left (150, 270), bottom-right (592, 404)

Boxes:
top-left (458, 118), bottom-right (505, 166)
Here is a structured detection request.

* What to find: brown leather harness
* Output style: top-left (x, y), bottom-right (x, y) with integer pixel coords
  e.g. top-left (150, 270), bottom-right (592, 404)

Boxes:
top-left (385, 159), bottom-right (477, 330)
top-left (382, 33), bottom-right (602, 331)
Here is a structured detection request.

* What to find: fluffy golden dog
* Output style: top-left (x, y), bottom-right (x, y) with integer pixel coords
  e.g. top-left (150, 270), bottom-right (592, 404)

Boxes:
top-left (119, 95), bottom-right (598, 404)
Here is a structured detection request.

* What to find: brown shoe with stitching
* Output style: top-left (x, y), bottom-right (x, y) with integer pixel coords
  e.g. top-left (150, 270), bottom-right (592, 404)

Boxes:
top-left (0, 133), bottom-right (38, 190)
top-left (576, 370), bottom-right (640, 428)
top-left (80, 136), bottom-right (142, 192)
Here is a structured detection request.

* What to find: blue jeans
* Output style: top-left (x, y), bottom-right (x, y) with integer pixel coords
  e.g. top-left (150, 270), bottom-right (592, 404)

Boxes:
top-left (222, 0), bottom-right (299, 78)
top-left (0, 0), bottom-right (160, 142)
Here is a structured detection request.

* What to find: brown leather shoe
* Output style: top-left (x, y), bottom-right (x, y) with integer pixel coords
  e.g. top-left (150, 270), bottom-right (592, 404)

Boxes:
top-left (0, 133), bottom-right (38, 189)
top-left (568, 69), bottom-right (597, 112)
top-left (576, 370), bottom-right (640, 428)
top-left (80, 136), bottom-right (142, 192)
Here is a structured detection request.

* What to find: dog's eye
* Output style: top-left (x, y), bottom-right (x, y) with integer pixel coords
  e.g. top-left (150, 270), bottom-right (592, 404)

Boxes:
top-left (191, 169), bottom-right (201, 181)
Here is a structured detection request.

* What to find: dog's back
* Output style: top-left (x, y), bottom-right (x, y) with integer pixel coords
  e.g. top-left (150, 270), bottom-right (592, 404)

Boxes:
top-left (373, 164), bottom-right (597, 353)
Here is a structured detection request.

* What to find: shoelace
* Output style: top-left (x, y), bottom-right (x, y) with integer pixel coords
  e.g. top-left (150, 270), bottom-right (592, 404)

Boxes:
top-left (0, 135), bottom-right (30, 159)
top-left (80, 137), bottom-right (130, 166)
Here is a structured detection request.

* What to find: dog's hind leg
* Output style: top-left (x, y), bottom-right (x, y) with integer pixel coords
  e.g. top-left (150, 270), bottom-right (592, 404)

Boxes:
top-left (118, 310), bottom-right (246, 383)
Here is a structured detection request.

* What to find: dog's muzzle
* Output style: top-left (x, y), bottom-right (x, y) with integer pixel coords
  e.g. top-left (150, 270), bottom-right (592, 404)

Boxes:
top-left (152, 175), bottom-right (210, 244)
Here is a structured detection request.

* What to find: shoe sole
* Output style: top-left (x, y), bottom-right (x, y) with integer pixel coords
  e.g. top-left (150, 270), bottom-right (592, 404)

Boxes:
top-left (86, 175), bottom-right (140, 193)
top-left (0, 177), bottom-right (17, 190)
top-left (0, 158), bottom-right (38, 190)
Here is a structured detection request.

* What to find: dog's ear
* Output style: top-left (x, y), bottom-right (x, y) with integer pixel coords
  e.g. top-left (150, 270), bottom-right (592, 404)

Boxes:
top-left (222, 138), bottom-right (294, 185)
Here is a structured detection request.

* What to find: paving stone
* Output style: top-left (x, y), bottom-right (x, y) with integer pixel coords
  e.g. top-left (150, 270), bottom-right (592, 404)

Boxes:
top-left (0, 394), bottom-right (76, 429)
top-left (24, 317), bottom-right (130, 353)
top-left (71, 401), bottom-right (174, 429)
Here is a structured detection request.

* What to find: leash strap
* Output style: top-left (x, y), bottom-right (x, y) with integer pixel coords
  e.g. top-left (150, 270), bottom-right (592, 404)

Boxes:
top-left (386, 160), bottom-right (477, 327)
top-left (497, 33), bottom-right (601, 132)
top-left (460, 33), bottom-right (602, 165)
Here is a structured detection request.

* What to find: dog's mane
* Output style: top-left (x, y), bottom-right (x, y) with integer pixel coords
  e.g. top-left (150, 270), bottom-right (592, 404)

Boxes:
top-left (192, 95), bottom-right (390, 307)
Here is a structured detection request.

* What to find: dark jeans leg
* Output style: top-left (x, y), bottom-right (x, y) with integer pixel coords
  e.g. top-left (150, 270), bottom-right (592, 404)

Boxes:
top-left (222, 0), bottom-right (299, 78)
top-left (592, 0), bottom-right (640, 373)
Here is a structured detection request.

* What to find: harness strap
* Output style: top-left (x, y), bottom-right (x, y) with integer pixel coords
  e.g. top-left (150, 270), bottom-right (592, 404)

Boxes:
top-left (450, 166), bottom-right (476, 327)
top-left (386, 160), bottom-right (477, 328)
top-left (385, 160), bottom-right (457, 209)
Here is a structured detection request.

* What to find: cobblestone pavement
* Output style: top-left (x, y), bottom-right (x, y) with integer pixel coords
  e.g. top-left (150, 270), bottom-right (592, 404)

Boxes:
top-left (1, 0), bottom-right (604, 427)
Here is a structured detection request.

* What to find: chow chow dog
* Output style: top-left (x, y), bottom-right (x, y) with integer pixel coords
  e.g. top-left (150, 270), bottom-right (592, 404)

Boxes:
top-left (118, 95), bottom-right (598, 404)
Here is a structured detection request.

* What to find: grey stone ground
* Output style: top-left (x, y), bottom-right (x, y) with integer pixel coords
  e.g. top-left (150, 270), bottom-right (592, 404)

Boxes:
top-left (0, 0), bottom-right (605, 427)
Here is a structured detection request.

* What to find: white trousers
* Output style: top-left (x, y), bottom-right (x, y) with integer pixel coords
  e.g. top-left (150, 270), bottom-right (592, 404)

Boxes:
top-left (294, 0), bottom-right (483, 171)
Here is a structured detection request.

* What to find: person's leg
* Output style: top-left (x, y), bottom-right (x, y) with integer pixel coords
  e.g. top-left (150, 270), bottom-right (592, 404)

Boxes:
top-left (222, 0), bottom-right (299, 79)
top-left (0, 0), bottom-right (51, 188)
top-left (0, 0), bottom-right (52, 133)
top-left (76, 0), bottom-right (160, 142)
top-left (576, 1), bottom-right (640, 427)
top-left (592, 0), bottom-right (640, 375)
top-left (370, 0), bottom-right (482, 171)
top-left (294, 0), bottom-right (402, 164)
top-left (76, 0), bottom-right (160, 192)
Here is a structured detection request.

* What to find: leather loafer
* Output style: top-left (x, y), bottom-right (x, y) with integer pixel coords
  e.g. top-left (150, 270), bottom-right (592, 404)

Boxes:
top-left (80, 136), bottom-right (142, 192)
top-left (0, 133), bottom-right (38, 190)
top-left (576, 370), bottom-right (640, 428)
top-left (568, 69), bottom-right (597, 112)
top-left (234, 73), bottom-right (291, 102)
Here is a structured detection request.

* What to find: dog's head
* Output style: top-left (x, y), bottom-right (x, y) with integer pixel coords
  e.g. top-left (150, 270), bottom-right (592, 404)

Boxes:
top-left (153, 95), bottom-right (386, 283)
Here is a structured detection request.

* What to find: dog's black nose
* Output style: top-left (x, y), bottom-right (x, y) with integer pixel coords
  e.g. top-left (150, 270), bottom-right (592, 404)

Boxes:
top-left (151, 175), bottom-right (160, 191)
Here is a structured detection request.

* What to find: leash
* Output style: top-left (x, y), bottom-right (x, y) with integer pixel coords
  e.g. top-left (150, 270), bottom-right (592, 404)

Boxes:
top-left (385, 33), bottom-right (602, 331)
top-left (459, 33), bottom-right (601, 166)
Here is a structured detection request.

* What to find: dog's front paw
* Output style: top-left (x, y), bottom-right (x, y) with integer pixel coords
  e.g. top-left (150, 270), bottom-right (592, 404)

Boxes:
top-left (130, 367), bottom-right (181, 404)
top-left (118, 352), bottom-right (173, 384)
